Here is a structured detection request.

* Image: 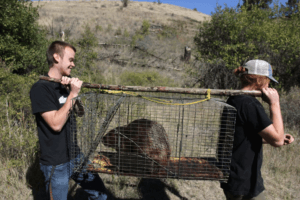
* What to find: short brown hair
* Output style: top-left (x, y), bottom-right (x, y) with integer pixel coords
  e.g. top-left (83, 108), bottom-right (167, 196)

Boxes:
top-left (234, 66), bottom-right (270, 89)
top-left (46, 41), bottom-right (76, 67)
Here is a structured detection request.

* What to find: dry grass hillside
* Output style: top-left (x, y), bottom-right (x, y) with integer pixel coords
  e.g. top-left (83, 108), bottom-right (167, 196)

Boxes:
top-left (32, 0), bottom-right (211, 88)
top-left (1, 1), bottom-right (298, 200)
top-left (34, 0), bottom-right (210, 37)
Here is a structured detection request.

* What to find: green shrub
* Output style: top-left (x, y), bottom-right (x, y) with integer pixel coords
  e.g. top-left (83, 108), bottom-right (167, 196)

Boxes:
top-left (0, 65), bottom-right (39, 168)
top-left (141, 20), bottom-right (150, 35)
top-left (123, 29), bottom-right (130, 37)
top-left (240, 0), bottom-right (272, 10)
top-left (122, 0), bottom-right (129, 7)
top-left (106, 24), bottom-right (113, 32)
top-left (0, 0), bottom-right (48, 75)
top-left (95, 24), bottom-right (103, 32)
top-left (131, 34), bottom-right (144, 46)
top-left (0, 67), bottom-right (37, 121)
top-left (130, 20), bottom-right (151, 46)
top-left (157, 25), bottom-right (178, 40)
top-left (115, 27), bottom-right (122, 36)
top-left (280, 0), bottom-right (300, 17)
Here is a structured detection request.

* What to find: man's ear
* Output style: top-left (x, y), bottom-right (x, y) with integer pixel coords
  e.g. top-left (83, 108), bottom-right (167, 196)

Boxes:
top-left (53, 53), bottom-right (61, 64)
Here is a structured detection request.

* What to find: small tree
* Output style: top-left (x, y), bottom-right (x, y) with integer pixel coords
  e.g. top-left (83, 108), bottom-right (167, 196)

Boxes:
top-left (141, 20), bottom-right (150, 35)
top-left (241, 0), bottom-right (273, 10)
top-left (122, 0), bottom-right (129, 7)
top-left (282, 0), bottom-right (299, 17)
top-left (0, 0), bottom-right (48, 75)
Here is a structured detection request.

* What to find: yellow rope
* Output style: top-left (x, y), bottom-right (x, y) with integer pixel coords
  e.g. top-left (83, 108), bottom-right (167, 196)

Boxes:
top-left (100, 89), bottom-right (211, 106)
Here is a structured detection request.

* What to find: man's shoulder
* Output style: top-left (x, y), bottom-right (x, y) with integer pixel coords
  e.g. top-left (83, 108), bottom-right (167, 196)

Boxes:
top-left (30, 80), bottom-right (60, 101)
top-left (228, 95), bottom-right (251, 103)
top-left (31, 79), bottom-right (57, 92)
top-left (229, 95), bottom-right (258, 103)
top-left (227, 95), bottom-right (261, 110)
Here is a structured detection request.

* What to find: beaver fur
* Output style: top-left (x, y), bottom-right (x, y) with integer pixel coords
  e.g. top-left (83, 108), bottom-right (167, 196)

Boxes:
top-left (102, 118), bottom-right (171, 174)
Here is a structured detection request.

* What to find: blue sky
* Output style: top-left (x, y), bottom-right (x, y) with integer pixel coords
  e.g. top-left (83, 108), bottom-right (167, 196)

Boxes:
top-left (32, 0), bottom-right (289, 16)
top-left (133, 0), bottom-right (289, 15)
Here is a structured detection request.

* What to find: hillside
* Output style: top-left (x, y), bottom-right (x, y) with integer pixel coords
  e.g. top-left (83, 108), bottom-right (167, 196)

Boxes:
top-left (33, 0), bottom-right (210, 37)
top-left (32, 0), bottom-right (211, 88)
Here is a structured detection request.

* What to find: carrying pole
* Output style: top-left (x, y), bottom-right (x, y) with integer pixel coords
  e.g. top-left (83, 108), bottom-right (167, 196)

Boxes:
top-left (39, 75), bottom-right (262, 97)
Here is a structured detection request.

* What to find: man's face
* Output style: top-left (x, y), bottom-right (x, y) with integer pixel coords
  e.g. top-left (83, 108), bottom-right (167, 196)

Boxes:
top-left (59, 46), bottom-right (75, 76)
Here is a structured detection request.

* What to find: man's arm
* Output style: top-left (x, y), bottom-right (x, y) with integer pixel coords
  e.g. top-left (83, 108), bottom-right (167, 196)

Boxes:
top-left (258, 88), bottom-right (294, 147)
top-left (263, 134), bottom-right (294, 145)
top-left (41, 77), bottom-right (82, 132)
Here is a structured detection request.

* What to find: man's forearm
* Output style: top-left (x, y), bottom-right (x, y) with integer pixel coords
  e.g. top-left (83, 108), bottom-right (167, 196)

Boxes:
top-left (270, 103), bottom-right (284, 134)
top-left (41, 92), bottom-right (77, 132)
top-left (269, 102), bottom-right (285, 142)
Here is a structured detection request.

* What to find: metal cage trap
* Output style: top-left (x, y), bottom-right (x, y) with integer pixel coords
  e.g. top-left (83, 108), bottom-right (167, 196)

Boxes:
top-left (69, 90), bottom-right (236, 182)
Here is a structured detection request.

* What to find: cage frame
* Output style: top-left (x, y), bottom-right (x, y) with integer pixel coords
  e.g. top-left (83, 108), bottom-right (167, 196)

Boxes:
top-left (69, 89), bottom-right (237, 183)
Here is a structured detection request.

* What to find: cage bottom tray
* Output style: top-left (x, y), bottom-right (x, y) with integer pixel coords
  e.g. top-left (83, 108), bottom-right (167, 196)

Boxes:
top-left (87, 152), bottom-right (224, 180)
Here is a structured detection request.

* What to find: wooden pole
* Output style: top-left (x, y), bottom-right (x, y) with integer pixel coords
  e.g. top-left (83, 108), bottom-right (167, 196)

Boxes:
top-left (39, 75), bottom-right (262, 97)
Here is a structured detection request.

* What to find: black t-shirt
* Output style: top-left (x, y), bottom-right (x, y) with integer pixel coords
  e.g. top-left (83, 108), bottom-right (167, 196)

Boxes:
top-left (30, 79), bottom-right (73, 166)
top-left (221, 95), bottom-right (272, 198)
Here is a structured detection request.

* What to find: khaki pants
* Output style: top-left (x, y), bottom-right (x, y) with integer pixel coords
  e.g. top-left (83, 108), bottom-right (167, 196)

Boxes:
top-left (224, 190), bottom-right (266, 200)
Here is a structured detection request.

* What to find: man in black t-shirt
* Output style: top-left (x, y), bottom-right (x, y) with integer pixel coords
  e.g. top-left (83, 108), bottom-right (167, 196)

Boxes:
top-left (30, 41), bottom-right (107, 200)
top-left (220, 60), bottom-right (294, 200)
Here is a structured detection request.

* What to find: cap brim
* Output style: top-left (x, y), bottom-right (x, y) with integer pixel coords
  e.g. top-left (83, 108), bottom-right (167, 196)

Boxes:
top-left (269, 76), bottom-right (278, 83)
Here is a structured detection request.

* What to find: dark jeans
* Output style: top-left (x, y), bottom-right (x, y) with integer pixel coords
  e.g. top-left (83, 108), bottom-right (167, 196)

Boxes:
top-left (223, 190), bottom-right (266, 200)
top-left (40, 154), bottom-right (107, 200)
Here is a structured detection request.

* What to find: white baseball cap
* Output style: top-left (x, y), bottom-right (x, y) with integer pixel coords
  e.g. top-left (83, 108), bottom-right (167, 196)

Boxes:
top-left (243, 59), bottom-right (278, 83)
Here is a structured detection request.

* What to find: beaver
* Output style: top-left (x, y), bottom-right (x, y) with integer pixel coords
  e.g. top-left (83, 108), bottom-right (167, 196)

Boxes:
top-left (102, 118), bottom-right (171, 174)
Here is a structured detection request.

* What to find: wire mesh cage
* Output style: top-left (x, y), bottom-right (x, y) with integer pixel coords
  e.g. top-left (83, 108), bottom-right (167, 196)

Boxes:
top-left (69, 91), bottom-right (236, 182)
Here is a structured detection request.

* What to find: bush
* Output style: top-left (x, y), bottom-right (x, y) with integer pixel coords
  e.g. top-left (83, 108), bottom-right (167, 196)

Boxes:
top-left (95, 25), bottom-right (103, 32)
top-left (115, 27), bottom-right (122, 36)
top-left (0, 64), bottom-right (39, 168)
top-left (106, 24), bottom-right (113, 32)
top-left (122, 0), bottom-right (129, 7)
top-left (141, 20), bottom-right (150, 35)
top-left (0, 0), bottom-right (48, 75)
top-left (240, 0), bottom-right (272, 10)
top-left (130, 20), bottom-right (151, 46)
top-left (0, 67), bottom-right (37, 121)
top-left (157, 24), bottom-right (178, 40)
top-left (123, 29), bottom-right (130, 37)
top-left (194, 3), bottom-right (300, 91)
